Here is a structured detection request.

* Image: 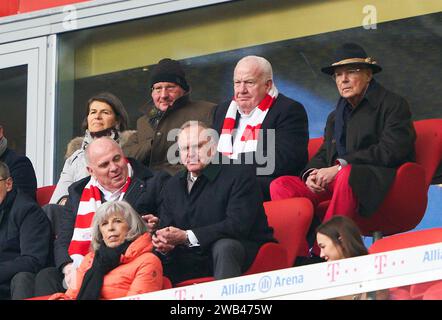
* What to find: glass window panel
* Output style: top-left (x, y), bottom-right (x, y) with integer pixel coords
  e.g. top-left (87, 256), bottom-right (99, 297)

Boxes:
top-left (0, 65), bottom-right (27, 155)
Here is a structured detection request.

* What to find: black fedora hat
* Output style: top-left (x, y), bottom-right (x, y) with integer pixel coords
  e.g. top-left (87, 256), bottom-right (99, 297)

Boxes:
top-left (321, 43), bottom-right (382, 75)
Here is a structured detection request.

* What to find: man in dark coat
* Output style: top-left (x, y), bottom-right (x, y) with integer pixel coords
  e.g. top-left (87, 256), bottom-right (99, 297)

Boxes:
top-left (0, 125), bottom-right (37, 199)
top-left (0, 162), bottom-right (51, 299)
top-left (212, 55), bottom-right (309, 201)
top-left (124, 58), bottom-right (215, 175)
top-left (11, 137), bottom-right (169, 298)
top-left (271, 43), bottom-right (415, 222)
top-left (152, 121), bottom-right (275, 285)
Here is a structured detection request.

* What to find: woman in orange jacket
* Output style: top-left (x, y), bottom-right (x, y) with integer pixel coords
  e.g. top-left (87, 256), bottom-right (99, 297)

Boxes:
top-left (50, 200), bottom-right (163, 300)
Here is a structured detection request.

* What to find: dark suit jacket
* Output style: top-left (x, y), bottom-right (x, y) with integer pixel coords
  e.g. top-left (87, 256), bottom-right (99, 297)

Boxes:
top-left (213, 93), bottom-right (309, 200)
top-left (304, 80), bottom-right (416, 216)
top-left (0, 189), bottom-right (51, 287)
top-left (159, 162), bottom-right (275, 263)
top-left (0, 148), bottom-right (37, 200)
top-left (53, 158), bottom-right (170, 270)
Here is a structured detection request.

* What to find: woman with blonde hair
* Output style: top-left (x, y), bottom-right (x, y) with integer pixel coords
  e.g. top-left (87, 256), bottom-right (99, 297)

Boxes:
top-left (49, 200), bottom-right (162, 300)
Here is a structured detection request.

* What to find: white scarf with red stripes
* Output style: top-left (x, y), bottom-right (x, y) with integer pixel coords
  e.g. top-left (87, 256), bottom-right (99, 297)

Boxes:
top-left (217, 85), bottom-right (278, 159)
top-left (67, 163), bottom-right (133, 268)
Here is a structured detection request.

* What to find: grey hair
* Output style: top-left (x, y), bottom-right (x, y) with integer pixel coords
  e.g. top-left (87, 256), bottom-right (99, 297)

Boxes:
top-left (0, 161), bottom-right (10, 180)
top-left (91, 200), bottom-right (147, 251)
top-left (84, 136), bottom-right (122, 165)
top-left (235, 55), bottom-right (273, 81)
top-left (178, 120), bottom-right (219, 146)
top-left (180, 120), bottom-right (211, 131)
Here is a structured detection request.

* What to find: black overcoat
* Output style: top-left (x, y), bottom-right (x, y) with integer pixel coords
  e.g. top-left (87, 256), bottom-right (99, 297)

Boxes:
top-left (159, 162), bottom-right (275, 262)
top-left (53, 158), bottom-right (170, 270)
top-left (304, 80), bottom-right (415, 216)
top-left (0, 189), bottom-right (51, 287)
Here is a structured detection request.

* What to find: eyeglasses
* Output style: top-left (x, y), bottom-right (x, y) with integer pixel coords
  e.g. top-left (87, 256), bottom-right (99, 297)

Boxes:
top-left (151, 84), bottom-right (179, 94)
top-left (0, 178), bottom-right (9, 182)
top-left (332, 68), bottom-right (363, 81)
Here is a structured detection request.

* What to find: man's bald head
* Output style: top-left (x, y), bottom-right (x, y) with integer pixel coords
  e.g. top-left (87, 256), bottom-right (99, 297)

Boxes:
top-left (85, 137), bottom-right (129, 192)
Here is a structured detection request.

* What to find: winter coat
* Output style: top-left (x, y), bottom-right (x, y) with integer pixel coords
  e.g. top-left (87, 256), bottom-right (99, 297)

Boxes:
top-left (123, 94), bottom-right (215, 175)
top-left (303, 80), bottom-right (415, 216)
top-left (49, 233), bottom-right (162, 300)
top-left (159, 161), bottom-right (275, 280)
top-left (0, 189), bottom-right (51, 287)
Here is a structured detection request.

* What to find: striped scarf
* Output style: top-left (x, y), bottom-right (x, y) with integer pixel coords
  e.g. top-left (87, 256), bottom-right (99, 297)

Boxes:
top-left (217, 85), bottom-right (278, 159)
top-left (68, 163), bottom-right (133, 268)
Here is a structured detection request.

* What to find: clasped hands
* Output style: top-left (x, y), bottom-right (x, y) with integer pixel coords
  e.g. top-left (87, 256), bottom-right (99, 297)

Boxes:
top-left (306, 165), bottom-right (340, 193)
top-left (142, 214), bottom-right (186, 254)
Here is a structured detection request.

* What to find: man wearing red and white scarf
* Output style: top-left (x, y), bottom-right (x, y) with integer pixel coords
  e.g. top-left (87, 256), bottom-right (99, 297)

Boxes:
top-left (213, 56), bottom-right (309, 200)
top-left (25, 137), bottom-right (169, 298)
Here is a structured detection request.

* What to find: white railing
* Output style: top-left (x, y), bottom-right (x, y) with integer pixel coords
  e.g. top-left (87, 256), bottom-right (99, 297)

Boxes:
top-left (117, 242), bottom-right (442, 300)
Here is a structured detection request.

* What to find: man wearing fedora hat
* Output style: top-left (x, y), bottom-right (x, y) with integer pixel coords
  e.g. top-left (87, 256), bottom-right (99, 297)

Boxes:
top-left (271, 43), bottom-right (415, 224)
top-left (124, 58), bottom-right (215, 175)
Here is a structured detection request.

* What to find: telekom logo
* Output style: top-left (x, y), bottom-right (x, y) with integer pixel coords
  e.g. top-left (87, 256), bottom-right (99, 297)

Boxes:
top-left (327, 262), bottom-right (340, 282)
top-left (374, 255), bottom-right (388, 274)
top-left (175, 288), bottom-right (186, 300)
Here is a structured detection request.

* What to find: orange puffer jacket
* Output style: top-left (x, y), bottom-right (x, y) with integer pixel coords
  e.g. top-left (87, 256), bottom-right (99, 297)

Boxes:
top-left (50, 233), bottom-right (163, 300)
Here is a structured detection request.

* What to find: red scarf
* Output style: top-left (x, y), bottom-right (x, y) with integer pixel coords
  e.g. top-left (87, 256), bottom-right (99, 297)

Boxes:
top-left (68, 163), bottom-right (132, 268)
top-left (217, 85), bottom-right (278, 158)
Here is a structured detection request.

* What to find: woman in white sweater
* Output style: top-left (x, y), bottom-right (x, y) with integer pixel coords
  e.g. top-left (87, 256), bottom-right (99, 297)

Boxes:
top-left (50, 92), bottom-right (129, 204)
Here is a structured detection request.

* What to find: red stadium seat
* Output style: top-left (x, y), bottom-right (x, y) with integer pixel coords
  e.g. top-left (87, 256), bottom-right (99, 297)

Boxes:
top-left (175, 197), bottom-right (313, 287)
top-left (18, 0), bottom-right (90, 13)
top-left (0, 0), bottom-right (19, 17)
top-left (309, 119), bottom-right (442, 238)
top-left (422, 281), bottom-right (442, 300)
top-left (369, 228), bottom-right (442, 300)
top-left (262, 197), bottom-right (314, 267)
top-left (36, 185), bottom-right (56, 207)
top-left (27, 276), bottom-right (173, 299)
top-left (368, 228), bottom-right (442, 253)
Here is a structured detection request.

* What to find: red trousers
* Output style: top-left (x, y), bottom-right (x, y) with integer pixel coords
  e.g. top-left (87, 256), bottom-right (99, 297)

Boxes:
top-left (270, 165), bottom-right (358, 222)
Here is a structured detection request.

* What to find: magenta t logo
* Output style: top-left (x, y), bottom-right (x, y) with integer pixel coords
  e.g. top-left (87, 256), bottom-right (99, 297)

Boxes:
top-left (327, 262), bottom-right (340, 282)
top-left (175, 288), bottom-right (186, 300)
top-left (375, 255), bottom-right (388, 274)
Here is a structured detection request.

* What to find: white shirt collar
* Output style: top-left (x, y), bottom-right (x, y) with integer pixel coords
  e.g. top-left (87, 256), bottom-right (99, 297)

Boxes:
top-left (237, 105), bottom-right (258, 118)
top-left (96, 181), bottom-right (126, 202)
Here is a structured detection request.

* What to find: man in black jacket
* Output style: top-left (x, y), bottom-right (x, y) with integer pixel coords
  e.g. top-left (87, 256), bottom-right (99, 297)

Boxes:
top-left (153, 121), bottom-right (274, 284)
top-left (212, 56), bottom-right (309, 201)
top-left (12, 137), bottom-right (169, 298)
top-left (270, 43), bottom-right (415, 222)
top-left (0, 125), bottom-right (37, 199)
top-left (0, 162), bottom-right (51, 299)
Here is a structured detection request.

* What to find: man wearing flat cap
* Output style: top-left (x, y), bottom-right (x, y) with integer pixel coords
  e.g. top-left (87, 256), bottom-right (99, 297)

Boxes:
top-left (271, 43), bottom-right (415, 223)
top-left (124, 58), bottom-right (215, 175)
